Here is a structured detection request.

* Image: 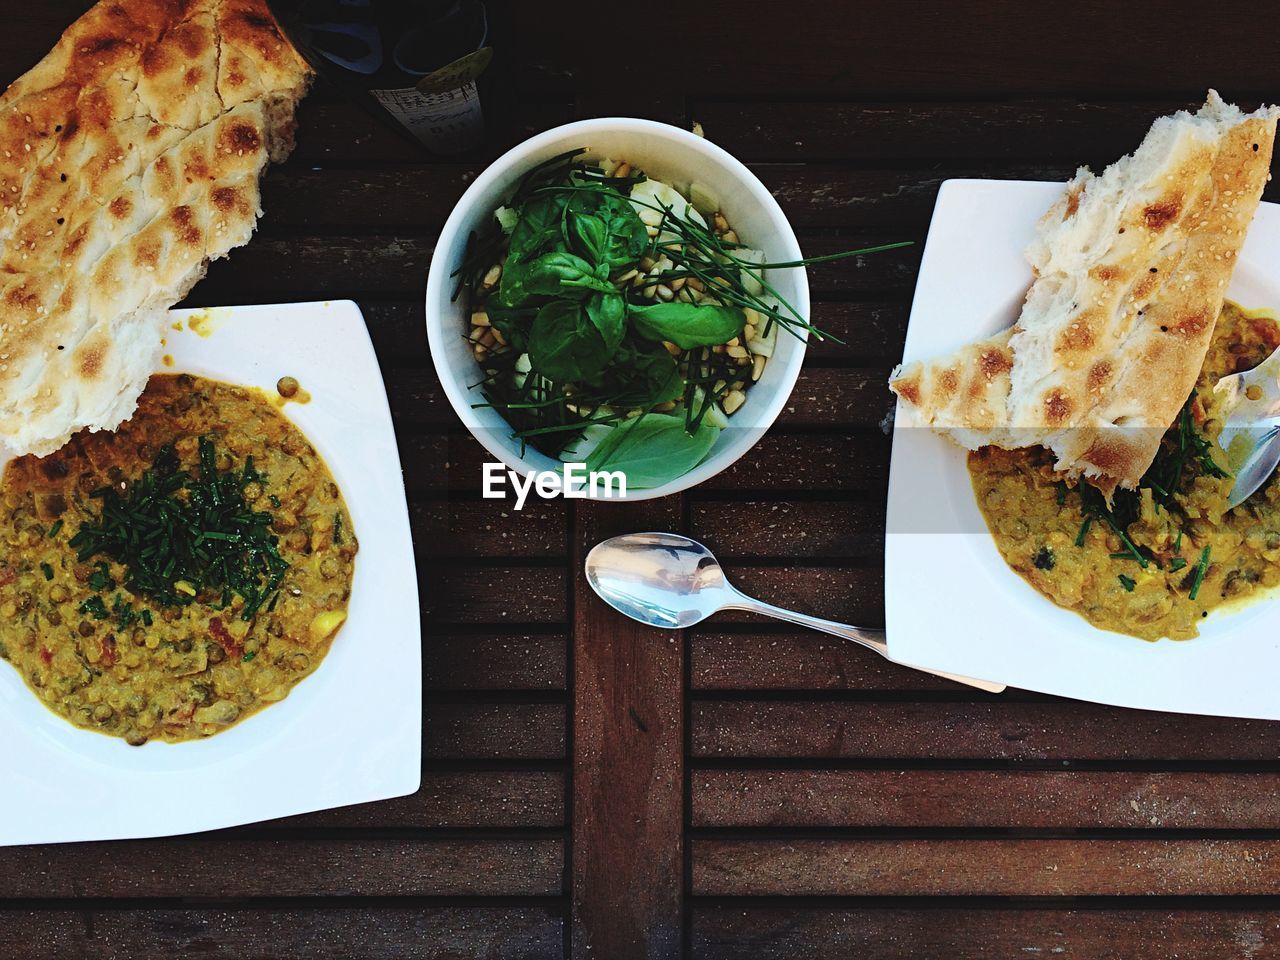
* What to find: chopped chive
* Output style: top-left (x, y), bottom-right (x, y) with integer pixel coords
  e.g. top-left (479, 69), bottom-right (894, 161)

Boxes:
top-left (1118, 574), bottom-right (1136, 592)
top-left (47, 519), bottom-right (63, 538)
top-left (1055, 481), bottom-right (1068, 506)
top-left (1169, 557), bottom-right (1187, 572)
top-left (39, 562), bottom-right (53, 581)
top-left (1075, 516), bottom-right (1093, 547)
top-left (1189, 546), bottom-right (1212, 601)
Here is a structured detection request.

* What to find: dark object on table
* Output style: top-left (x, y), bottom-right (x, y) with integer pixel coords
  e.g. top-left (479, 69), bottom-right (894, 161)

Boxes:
top-left (268, 0), bottom-right (491, 154)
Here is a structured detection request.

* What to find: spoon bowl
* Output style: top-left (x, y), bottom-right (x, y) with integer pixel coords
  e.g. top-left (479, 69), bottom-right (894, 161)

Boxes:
top-left (585, 532), bottom-right (734, 628)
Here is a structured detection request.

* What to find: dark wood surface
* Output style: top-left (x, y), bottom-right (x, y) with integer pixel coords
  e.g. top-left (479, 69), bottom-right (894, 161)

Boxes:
top-left (3, 2), bottom-right (1280, 958)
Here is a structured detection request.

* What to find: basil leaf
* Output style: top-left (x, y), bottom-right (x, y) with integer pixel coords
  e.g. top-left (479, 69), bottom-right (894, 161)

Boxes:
top-left (565, 189), bottom-right (648, 272)
top-left (527, 251), bottom-right (615, 297)
top-left (527, 300), bottom-right (610, 383)
top-left (628, 302), bottom-right (745, 349)
top-left (585, 414), bottom-right (719, 489)
top-left (610, 339), bottom-right (682, 406)
top-left (508, 193), bottom-right (567, 263)
top-left (585, 292), bottom-right (625, 353)
top-left (567, 210), bottom-right (609, 264)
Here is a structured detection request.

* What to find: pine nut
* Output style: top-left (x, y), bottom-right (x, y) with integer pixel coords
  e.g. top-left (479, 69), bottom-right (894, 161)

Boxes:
top-left (743, 307), bottom-right (761, 326)
top-left (726, 337), bottom-right (740, 348)
top-left (490, 327), bottom-right (507, 346)
top-left (751, 355), bottom-right (766, 381)
top-left (640, 256), bottom-right (657, 271)
top-left (686, 277), bottom-right (705, 292)
top-left (654, 400), bottom-right (676, 413)
top-left (645, 224), bottom-right (659, 237)
top-left (479, 329), bottom-right (496, 347)
top-left (726, 345), bottom-right (748, 359)
top-left (722, 389), bottom-right (746, 415)
top-left (662, 341), bottom-right (682, 356)
top-left (713, 212), bottom-right (729, 233)
top-left (473, 345), bottom-right (488, 360)
top-left (730, 380), bottom-right (746, 391)
top-left (721, 230), bottom-right (738, 245)
top-left (691, 120), bottom-right (705, 138)
top-left (713, 379), bottom-right (727, 394)
top-left (482, 264), bottom-right (502, 288)
top-left (469, 325), bottom-right (485, 341)
top-left (613, 162), bottom-right (632, 178)
top-left (743, 323), bottom-right (756, 341)
top-left (471, 310), bottom-right (491, 327)
top-left (711, 345), bottom-right (725, 354)
top-left (670, 276), bottom-right (686, 291)
top-left (616, 268), bottom-right (639, 284)
top-left (655, 284), bottom-right (674, 301)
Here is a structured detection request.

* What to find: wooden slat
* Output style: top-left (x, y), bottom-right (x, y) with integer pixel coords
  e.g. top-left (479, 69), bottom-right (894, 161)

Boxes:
top-left (690, 99), bottom-right (1193, 162)
top-left (694, 838), bottom-right (1280, 896)
top-left (692, 906), bottom-right (1280, 960)
top-left (703, 433), bottom-right (891, 494)
top-left (0, 906), bottom-right (564, 960)
top-left (426, 634), bottom-right (566, 691)
top-left (413, 500), bottom-right (570, 559)
top-left (424, 567), bottom-right (567, 624)
top-left (715, 567), bottom-right (883, 626)
top-left (693, 701), bottom-right (1280, 761)
top-left (277, 771), bottom-right (565, 829)
top-left (509, 2), bottom-right (1277, 98)
top-left (0, 839), bottom-right (564, 898)
top-left (692, 502), bottom-right (883, 560)
top-left (691, 633), bottom-right (953, 692)
top-left (573, 499), bottom-right (685, 959)
top-left (291, 98), bottom-right (574, 166)
top-left (693, 770), bottom-right (1280, 828)
top-left (425, 703), bottom-right (565, 761)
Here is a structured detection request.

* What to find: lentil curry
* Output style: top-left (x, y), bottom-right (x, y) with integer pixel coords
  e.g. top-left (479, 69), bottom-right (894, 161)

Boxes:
top-left (0, 374), bottom-right (356, 744)
top-left (969, 302), bottom-right (1280, 641)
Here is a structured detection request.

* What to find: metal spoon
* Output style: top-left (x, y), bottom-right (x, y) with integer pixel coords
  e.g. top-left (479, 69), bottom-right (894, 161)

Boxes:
top-left (1215, 343), bottom-right (1280, 508)
top-left (584, 532), bottom-right (1005, 693)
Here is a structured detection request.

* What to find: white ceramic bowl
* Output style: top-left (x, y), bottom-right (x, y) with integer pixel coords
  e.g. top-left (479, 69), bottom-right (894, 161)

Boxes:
top-left (426, 117), bottom-right (809, 500)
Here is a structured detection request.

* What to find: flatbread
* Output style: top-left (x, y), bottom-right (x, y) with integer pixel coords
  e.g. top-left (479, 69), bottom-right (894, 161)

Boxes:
top-left (890, 92), bottom-right (1279, 492)
top-left (0, 0), bottom-right (311, 457)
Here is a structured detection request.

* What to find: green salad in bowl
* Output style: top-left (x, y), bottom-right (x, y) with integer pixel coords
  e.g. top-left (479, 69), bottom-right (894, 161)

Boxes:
top-left (446, 136), bottom-right (907, 492)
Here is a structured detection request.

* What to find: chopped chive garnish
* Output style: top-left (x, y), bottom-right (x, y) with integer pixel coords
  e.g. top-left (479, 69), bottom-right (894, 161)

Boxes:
top-left (1169, 557), bottom-right (1187, 572)
top-left (47, 519), bottom-right (62, 538)
top-left (1189, 546), bottom-right (1211, 601)
top-left (1118, 574), bottom-right (1136, 592)
top-left (39, 562), bottom-right (53, 581)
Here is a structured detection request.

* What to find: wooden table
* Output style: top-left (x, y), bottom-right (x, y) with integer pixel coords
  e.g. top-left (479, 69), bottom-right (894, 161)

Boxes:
top-left (5, 3), bottom-right (1280, 958)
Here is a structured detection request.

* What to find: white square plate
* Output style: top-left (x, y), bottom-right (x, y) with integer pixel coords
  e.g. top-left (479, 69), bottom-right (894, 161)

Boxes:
top-left (0, 300), bottom-right (421, 845)
top-left (886, 180), bottom-right (1280, 718)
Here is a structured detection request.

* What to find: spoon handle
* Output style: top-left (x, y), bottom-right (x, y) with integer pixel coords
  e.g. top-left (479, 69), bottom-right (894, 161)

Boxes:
top-left (725, 592), bottom-right (1006, 693)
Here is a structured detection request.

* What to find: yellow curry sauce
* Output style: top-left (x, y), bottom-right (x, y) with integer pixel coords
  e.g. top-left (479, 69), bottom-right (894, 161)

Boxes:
top-left (0, 374), bottom-right (356, 744)
top-left (969, 302), bottom-right (1280, 641)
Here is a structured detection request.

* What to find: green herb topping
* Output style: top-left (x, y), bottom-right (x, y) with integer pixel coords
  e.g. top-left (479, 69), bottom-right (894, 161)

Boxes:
top-left (68, 437), bottom-right (289, 622)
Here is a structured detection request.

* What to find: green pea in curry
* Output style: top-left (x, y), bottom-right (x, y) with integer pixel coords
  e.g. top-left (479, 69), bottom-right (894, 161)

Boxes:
top-left (969, 301), bottom-right (1280, 641)
top-left (0, 374), bottom-right (356, 744)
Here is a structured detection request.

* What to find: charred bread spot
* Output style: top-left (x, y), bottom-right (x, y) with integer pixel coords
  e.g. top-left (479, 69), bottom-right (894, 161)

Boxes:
top-left (1063, 185), bottom-right (1083, 219)
top-left (1043, 389), bottom-right (1073, 426)
top-left (78, 343), bottom-right (102, 379)
top-left (170, 205), bottom-right (201, 247)
top-left (892, 375), bottom-right (920, 406)
top-left (221, 119), bottom-right (262, 155)
top-left (1055, 312), bottom-right (1098, 352)
top-left (1087, 360), bottom-right (1113, 392)
top-left (108, 195), bottom-right (131, 219)
top-left (978, 348), bottom-right (1012, 381)
top-left (937, 368), bottom-right (959, 397)
top-left (1170, 309), bottom-right (1211, 337)
top-left (1142, 198), bottom-right (1182, 231)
